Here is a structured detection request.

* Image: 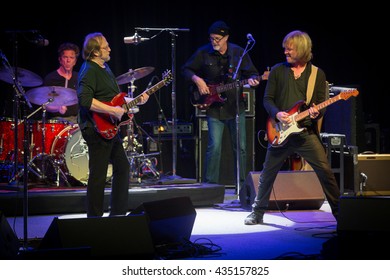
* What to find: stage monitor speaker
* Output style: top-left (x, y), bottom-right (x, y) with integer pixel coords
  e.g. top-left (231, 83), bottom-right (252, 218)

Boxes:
top-left (131, 196), bottom-right (197, 247)
top-left (0, 211), bottom-right (20, 259)
top-left (332, 196), bottom-right (390, 259)
top-left (145, 136), bottom-right (196, 179)
top-left (338, 196), bottom-right (390, 234)
top-left (240, 171), bottom-right (325, 210)
top-left (39, 215), bottom-right (155, 259)
top-left (198, 117), bottom-right (255, 185)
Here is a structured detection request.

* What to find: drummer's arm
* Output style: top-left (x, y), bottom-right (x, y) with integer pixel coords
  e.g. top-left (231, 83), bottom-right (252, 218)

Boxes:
top-left (90, 98), bottom-right (125, 121)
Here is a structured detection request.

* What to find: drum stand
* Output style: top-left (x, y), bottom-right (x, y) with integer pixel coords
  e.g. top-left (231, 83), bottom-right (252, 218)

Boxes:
top-left (9, 104), bottom-right (71, 187)
top-left (125, 115), bottom-right (160, 183)
top-left (124, 82), bottom-right (160, 182)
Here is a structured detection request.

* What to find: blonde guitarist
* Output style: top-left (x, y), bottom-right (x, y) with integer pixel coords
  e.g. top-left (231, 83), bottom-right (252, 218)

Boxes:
top-left (244, 30), bottom-right (342, 225)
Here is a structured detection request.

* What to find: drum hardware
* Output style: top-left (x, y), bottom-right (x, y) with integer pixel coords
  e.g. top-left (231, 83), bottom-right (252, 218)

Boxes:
top-left (8, 101), bottom-right (72, 187)
top-left (0, 66), bottom-right (43, 87)
top-left (51, 125), bottom-right (112, 185)
top-left (125, 118), bottom-right (160, 182)
top-left (25, 86), bottom-right (78, 107)
top-left (121, 75), bottom-right (160, 183)
top-left (116, 66), bottom-right (155, 85)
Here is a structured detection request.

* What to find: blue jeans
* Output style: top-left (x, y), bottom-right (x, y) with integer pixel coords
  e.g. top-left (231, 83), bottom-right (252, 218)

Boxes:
top-left (204, 112), bottom-right (247, 185)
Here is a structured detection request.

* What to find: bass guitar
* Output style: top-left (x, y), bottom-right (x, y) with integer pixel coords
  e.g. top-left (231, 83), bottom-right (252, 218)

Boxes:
top-left (93, 70), bottom-right (172, 139)
top-left (266, 89), bottom-right (359, 147)
top-left (190, 71), bottom-right (269, 109)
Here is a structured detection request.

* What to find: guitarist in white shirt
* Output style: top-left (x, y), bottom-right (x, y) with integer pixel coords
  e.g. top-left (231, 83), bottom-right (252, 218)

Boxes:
top-left (77, 32), bottom-right (148, 217)
top-left (244, 30), bottom-right (340, 225)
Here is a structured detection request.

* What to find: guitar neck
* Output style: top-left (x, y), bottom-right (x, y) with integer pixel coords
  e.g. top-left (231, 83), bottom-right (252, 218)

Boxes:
top-left (295, 94), bottom-right (343, 122)
top-left (215, 75), bottom-right (263, 94)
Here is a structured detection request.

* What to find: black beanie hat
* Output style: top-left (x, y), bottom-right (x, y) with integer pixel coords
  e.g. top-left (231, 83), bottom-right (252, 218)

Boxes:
top-left (208, 20), bottom-right (230, 36)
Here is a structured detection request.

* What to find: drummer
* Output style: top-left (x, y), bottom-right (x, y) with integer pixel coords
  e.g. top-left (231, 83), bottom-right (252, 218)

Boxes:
top-left (43, 42), bottom-right (80, 124)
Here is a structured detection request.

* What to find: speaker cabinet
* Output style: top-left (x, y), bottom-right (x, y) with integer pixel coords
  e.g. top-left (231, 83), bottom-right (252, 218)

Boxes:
top-left (323, 195), bottom-right (390, 260)
top-left (195, 86), bottom-right (255, 117)
top-left (338, 196), bottom-right (390, 233)
top-left (240, 171), bottom-right (325, 210)
top-left (323, 86), bottom-right (365, 150)
top-left (0, 212), bottom-right (20, 259)
top-left (131, 196), bottom-right (196, 247)
top-left (145, 136), bottom-right (196, 179)
top-left (197, 117), bottom-right (255, 185)
top-left (39, 215), bottom-right (155, 259)
top-left (357, 154), bottom-right (390, 195)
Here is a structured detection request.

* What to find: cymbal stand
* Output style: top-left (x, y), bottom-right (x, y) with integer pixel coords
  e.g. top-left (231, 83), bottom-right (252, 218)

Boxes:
top-left (1, 38), bottom-right (33, 251)
top-left (9, 102), bottom-right (48, 182)
top-left (124, 114), bottom-right (160, 182)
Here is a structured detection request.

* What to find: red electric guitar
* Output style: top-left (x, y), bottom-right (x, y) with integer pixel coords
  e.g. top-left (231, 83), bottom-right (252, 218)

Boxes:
top-left (190, 71), bottom-right (269, 109)
top-left (93, 70), bottom-right (172, 139)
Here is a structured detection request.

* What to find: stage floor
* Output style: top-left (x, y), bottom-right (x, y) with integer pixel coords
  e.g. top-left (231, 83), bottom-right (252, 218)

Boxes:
top-left (0, 178), bottom-right (226, 216)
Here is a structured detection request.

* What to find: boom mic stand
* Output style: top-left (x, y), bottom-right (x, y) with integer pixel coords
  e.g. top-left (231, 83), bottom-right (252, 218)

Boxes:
top-left (1, 33), bottom-right (34, 252)
top-left (132, 27), bottom-right (194, 183)
top-left (231, 37), bottom-right (255, 199)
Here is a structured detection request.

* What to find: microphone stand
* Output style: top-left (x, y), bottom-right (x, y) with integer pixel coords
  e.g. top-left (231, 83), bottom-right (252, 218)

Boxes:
top-left (2, 31), bottom-right (34, 252)
top-left (134, 27), bottom-right (190, 182)
top-left (231, 38), bottom-right (255, 199)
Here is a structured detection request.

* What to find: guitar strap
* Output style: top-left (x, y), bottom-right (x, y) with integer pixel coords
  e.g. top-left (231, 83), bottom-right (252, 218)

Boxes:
top-left (306, 64), bottom-right (318, 105)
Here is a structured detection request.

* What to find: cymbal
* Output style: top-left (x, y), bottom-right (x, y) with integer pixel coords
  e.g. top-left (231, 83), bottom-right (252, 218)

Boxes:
top-left (116, 66), bottom-right (154, 85)
top-left (0, 66), bottom-right (43, 87)
top-left (26, 86), bottom-right (77, 106)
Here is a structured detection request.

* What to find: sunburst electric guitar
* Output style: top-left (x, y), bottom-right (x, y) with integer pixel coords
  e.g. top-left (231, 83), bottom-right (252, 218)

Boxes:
top-left (93, 70), bottom-right (172, 139)
top-left (266, 89), bottom-right (359, 147)
top-left (190, 71), bottom-right (269, 109)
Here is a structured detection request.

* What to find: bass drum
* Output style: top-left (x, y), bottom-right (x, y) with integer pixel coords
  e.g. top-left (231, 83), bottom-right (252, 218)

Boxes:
top-left (51, 125), bottom-right (112, 185)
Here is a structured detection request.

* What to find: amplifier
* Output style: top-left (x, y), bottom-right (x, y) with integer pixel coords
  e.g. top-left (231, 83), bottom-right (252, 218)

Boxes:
top-left (195, 85), bottom-right (255, 117)
top-left (142, 122), bottom-right (193, 136)
top-left (357, 154), bottom-right (390, 195)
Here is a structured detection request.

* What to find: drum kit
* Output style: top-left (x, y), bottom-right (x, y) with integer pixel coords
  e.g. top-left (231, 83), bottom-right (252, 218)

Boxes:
top-left (0, 65), bottom-right (160, 186)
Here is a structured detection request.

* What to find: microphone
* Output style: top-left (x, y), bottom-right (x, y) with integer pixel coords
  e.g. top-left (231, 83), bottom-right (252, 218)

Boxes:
top-left (124, 32), bottom-right (150, 45)
top-left (30, 34), bottom-right (49, 46)
top-left (247, 33), bottom-right (255, 42)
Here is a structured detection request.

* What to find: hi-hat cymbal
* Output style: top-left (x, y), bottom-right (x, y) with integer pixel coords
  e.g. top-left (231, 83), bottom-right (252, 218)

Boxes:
top-left (26, 86), bottom-right (77, 106)
top-left (0, 66), bottom-right (43, 87)
top-left (116, 66), bottom-right (155, 85)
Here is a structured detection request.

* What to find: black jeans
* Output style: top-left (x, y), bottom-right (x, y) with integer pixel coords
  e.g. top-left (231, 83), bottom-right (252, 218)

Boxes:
top-left (81, 127), bottom-right (130, 217)
top-left (254, 131), bottom-right (340, 217)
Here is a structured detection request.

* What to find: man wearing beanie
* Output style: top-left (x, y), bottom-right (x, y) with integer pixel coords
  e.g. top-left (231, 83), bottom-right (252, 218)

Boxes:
top-left (182, 20), bottom-right (260, 188)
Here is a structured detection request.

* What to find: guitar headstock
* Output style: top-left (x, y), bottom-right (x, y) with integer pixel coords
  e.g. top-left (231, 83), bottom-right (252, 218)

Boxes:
top-left (339, 89), bottom-right (359, 100)
top-left (261, 70), bottom-right (270, 81)
top-left (162, 70), bottom-right (173, 85)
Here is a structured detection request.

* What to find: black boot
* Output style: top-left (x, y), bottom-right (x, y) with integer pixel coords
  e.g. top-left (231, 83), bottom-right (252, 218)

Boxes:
top-left (244, 201), bottom-right (265, 225)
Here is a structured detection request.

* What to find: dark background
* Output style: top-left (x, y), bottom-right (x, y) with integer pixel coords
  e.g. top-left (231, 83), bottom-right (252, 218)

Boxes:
top-left (1, 2), bottom-right (388, 172)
